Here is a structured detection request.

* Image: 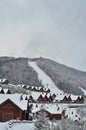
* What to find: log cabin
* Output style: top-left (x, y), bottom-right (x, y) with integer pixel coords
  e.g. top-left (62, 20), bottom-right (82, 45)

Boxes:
top-left (32, 109), bottom-right (65, 120)
top-left (61, 95), bottom-right (68, 103)
top-left (37, 94), bottom-right (44, 102)
top-left (0, 99), bottom-right (27, 122)
top-left (74, 96), bottom-right (84, 103)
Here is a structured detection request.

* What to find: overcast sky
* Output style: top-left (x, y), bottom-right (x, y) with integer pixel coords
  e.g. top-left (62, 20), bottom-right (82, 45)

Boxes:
top-left (0, 0), bottom-right (86, 71)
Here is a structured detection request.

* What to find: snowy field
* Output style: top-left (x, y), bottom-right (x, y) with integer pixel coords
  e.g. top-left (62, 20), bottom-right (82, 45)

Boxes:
top-left (0, 121), bottom-right (34, 130)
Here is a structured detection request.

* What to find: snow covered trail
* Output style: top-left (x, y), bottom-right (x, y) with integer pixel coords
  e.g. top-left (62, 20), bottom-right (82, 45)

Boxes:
top-left (79, 87), bottom-right (86, 95)
top-left (28, 61), bottom-right (63, 94)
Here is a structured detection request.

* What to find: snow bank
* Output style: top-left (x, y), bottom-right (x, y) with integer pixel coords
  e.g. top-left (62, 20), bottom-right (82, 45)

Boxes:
top-left (0, 122), bottom-right (34, 130)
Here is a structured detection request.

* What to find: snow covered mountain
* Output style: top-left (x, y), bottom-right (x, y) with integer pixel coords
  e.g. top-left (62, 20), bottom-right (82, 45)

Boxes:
top-left (0, 56), bottom-right (86, 95)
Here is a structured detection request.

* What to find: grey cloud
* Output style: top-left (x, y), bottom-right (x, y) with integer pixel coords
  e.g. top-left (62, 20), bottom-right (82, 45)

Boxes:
top-left (0, 0), bottom-right (86, 71)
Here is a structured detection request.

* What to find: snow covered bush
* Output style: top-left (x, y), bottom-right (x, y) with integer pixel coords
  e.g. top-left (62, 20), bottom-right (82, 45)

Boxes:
top-left (77, 106), bottom-right (86, 130)
top-left (34, 111), bottom-right (49, 130)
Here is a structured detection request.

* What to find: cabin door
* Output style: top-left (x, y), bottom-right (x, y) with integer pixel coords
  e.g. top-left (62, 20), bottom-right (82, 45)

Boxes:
top-left (3, 113), bottom-right (13, 122)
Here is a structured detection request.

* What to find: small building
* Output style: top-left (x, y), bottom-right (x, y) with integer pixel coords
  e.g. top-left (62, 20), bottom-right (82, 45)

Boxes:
top-left (33, 109), bottom-right (65, 120)
top-left (67, 95), bottom-right (72, 102)
top-left (37, 94), bottom-right (44, 102)
top-left (0, 79), bottom-right (9, 85)
top-left (0, 89), bottom-right (4, 94)
top-left (32, 103), bottom-right (66, 120)
top-left (75, 96), bottom-right (84, 103)
top-left (61, 96), bottom-right (68, 103)
top-left (28, 95), bottom-right (34, 102)
top-left (43, 95), bottom-right (49, 103)
top-left (0, 99), bottom-right (27, 122)
top-left (0, 94), bottom-right (28, 122)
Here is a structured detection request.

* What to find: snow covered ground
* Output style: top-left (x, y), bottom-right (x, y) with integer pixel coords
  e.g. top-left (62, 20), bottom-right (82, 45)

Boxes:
top-left (0, 122), bottom-right (7, 130)
top-left (28, 61), bottom-right (63, 94)
top-left (0, 121), bottom-right (34, 130)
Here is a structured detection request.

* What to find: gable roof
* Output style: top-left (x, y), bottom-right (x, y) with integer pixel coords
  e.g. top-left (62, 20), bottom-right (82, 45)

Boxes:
top-left (0, 99), bottom-right (24, 111)
top-left (0, 94), bottom-right (27, 110)
top-left (32, 103), bottom-right (63, 114)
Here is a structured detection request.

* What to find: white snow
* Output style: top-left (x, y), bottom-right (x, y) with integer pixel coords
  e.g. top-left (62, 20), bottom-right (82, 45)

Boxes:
top-left (79, 87), bottom-right (86, 95)
top-left (3, 89), bottom-right (8, 94)
top-left (28, 61), bottom-right (63, 94)
top-left (0, 122), bottom-right (8, 130)
top-left (65, 107), bottom-right (79, 121)
top-left (0, 87), bottom-right (2, 91)
top-left (0, 94), bottom-right (27, 110)
top-left (0, 122), bottom-right (34, 130)
top-left (31, 102), bottom-right (67, 114)
top-left (0, 79), bottom-right (7, 83)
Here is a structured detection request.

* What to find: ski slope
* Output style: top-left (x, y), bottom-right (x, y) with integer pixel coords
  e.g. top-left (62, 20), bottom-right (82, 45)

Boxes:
top-left (79, 87), bottom-right (86, 95)
top-left (28, 61), bottom-right (63, 94)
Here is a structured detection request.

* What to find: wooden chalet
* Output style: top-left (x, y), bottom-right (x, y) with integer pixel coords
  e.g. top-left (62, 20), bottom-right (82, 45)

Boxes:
top-left (39, 87), bottom-right (44, 92)
top-left (75, 96), bottom-right (84, 103)
top-left (67, 95), bottom-right (72, 102)
top-left (56, 94), bottom-right (84, 104)
top-left (37, 94), bottom-right (54, 103)
top-left (6, 89), bottom-right (11, 94)
top-left (44, 95), bottom-right (50, 103)
top-left (37, 94), bottom-right (44, 102)
top-left (33, 109), bottom-right (65, 120)
top-left (49, 95), bottom-right (53, 102)
top-left (23, 85), bottom-right (27, 89)
top-left (47, 88), bottom-right (50, 93)
top-left (0, 89), bottom-right (4, 94)
top-left (0, 99), bottom-right (27, 122)
top-left (80, 96), bottom-right (84, 102)
top-left (0, 88), bottom-right (11, 94)
top-left (23, 85), bottom-right (50, 93)
top-left (28, 95), bottom-right (34, 102)
top-left (61, 95), bottom-right (68, 103)
top-left (0, 79), bottom-right (9, 85)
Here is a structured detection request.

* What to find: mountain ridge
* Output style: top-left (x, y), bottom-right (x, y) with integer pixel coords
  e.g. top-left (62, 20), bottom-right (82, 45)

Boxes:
top-left (0, 56), bottom-right (86, 95)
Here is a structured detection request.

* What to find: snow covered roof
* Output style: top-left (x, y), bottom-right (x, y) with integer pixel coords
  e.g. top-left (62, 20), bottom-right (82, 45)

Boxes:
top-left (0, 79), bottom-right (8, 83)
top-left (3, 89), bottom-right (8, 94)
top-left (17, 84), bottom-right (25, 88)
top-left (55, 94), bottom-right (65, 101)
top-left (0, 87), bottom-right (11, 94)
top-left (55, 93), bottom-right (82, 101)
top-left (0, 94), bottom-right (27, 110)
top-left (31, 103), bottom-right (64, 114)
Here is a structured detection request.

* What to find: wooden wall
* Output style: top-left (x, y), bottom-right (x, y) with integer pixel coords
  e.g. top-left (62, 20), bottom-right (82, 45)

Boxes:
top-left (0, 100), bottom-right (26, 122)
